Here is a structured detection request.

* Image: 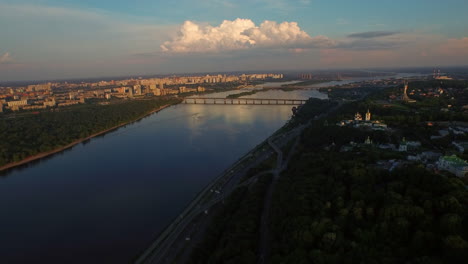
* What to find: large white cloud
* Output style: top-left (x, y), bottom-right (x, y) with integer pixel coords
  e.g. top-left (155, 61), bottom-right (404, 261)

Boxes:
top-left (161, 18), bottom-right (333, 53)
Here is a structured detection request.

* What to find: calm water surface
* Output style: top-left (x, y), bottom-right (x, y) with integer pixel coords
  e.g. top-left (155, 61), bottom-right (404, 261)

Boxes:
top-left (0, 89), bottom-right (326, 263)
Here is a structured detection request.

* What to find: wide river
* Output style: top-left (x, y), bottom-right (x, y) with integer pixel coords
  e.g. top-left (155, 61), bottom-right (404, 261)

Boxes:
top-left (0, 86), bottom-right (327, 263)
top-left (0, 74), bottom-right (424, 263)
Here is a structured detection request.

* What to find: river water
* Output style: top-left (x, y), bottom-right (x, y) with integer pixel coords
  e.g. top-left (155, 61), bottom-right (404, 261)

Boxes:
top-left (0, 74), bottom-right (429, 263)
top-left (0, 87), bottom-right (327, 263)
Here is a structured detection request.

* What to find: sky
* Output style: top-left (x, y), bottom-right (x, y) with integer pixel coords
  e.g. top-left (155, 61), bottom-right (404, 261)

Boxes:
top-left (1, 0), bottom-right (468, 81)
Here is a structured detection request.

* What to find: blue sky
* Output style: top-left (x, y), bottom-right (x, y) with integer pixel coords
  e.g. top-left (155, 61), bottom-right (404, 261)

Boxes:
top-left (1, 0), bottom-right (468, 81)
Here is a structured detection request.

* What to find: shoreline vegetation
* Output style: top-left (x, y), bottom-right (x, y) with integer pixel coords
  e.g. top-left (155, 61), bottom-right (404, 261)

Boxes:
top-left (226, 91), bottom-right (259, 99)
top-left (224, 80), bottom-right (336, 99)
top-left (281, 79), bottom-right (336, 87)
top-left (0, 100), bottom-right (177, 172)
top-left (185, 81), bottom-right (468, 263)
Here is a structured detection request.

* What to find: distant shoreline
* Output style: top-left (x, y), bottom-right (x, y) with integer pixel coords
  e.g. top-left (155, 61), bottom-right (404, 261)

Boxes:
top-left (0, 104), bottom-right (173, 172)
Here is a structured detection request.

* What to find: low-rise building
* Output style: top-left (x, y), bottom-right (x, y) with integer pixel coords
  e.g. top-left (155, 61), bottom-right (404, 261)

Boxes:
top-left (43, 100), bottom-right (56, 107)
top-left (431, 129), bottom-right (450, 139)
top-left (407, 141), bottom-right (421, 149)
top-left (7, 100), bottom-right (29, 107)
top-left (452, 141), bottom-right (468, 153)
top-left (437, 155), bottom-right (468, 177)
top-left (399, 141), bottom-right (408, 152)
top-left (378, 143), bottom-right (396, 150)
top-left (421, 151), bottom-right (442, 162)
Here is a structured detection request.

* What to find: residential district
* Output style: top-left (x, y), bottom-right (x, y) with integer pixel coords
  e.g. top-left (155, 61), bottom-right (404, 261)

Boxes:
top-left (0, 73), bottom-right (283, 112)
top-left (1, 71), bottom-right (467, 180)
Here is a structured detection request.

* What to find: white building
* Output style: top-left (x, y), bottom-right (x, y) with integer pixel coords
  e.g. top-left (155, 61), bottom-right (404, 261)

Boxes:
top-left (437, 155), bottom-right (468, 177)
top-left (7, 100), bottom-right (29, 107)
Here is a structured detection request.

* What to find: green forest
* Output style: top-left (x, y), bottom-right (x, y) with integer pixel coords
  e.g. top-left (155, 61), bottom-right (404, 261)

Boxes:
top-left (188, 174), bottom-right (272, 264)
top-left (0, 98), bottom-right (179, 167)
top-left (269, 124), bottom-right (468, 263)
top-left (226, 91), bottom-right (259, 99)
top-left (186, 84), bottom-right (468, 263)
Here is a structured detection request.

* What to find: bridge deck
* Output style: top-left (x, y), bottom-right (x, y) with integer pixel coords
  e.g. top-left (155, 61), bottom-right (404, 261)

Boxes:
top-left (183, 97), bottom-right (307, 105)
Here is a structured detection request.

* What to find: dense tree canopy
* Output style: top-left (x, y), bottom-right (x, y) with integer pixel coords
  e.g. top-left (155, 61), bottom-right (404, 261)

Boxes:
top-left (186, 83), bottom-right (468, 263)
top-left (270, 145), bottom-right (468, 263)
top-left (0, 98), bottom-right (179, 167)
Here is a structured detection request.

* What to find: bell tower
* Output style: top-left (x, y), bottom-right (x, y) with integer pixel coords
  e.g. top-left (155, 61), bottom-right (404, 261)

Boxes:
top-left (365, 109), bottom-right (371, 121)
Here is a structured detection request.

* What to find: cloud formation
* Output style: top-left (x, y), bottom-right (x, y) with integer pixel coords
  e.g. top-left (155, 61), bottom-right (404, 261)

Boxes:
top-left (161, 18), bottom-right (333, 53)
top-left (335, 31), bottom-right (407, 51)
top-left (0, 52), bottom-right (12, 64)
top-left (347, 31), bottom-right (399, 39)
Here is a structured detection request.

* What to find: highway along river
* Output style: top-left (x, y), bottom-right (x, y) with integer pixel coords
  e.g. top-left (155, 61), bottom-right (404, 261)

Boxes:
top-left (0, 87), bottom-right (326, 263)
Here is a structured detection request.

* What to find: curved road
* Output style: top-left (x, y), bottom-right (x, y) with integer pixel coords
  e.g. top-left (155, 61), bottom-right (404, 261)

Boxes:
top-left (136, 100), bottom-right (344, 264)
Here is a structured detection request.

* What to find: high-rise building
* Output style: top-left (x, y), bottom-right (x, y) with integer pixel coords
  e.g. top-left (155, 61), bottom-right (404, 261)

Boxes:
top-left (153, 88), bottom-right (161, 96)
top-left (133, 85), bottom-right (142, 95)
top-left (27, 83), bottom-right (52, 92)
top-left (128, 87), bottom-right (134, 97)
top-left (300, 73), bottom-right (313, 80)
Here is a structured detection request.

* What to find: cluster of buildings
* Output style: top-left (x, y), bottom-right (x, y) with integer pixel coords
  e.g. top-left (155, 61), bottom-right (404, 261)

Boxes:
top-left (334, 108), bottom-right (468, 178)
top-left (388, 82), bottom-right (444, 101)
top-left (340, 133), bottom-right (467, 177)
top-left (0, 73), bottom-right (283, 112)
top-left (432, 69), bottom-right (453, 80)
top-left (337, 110), bottom-right (388, 131)
top-left (437, 155), bottom-right (468, 177)
top-left (0, 83), bottom-right (84, 112)
top-left (85, 73), bottom-right (282, 88)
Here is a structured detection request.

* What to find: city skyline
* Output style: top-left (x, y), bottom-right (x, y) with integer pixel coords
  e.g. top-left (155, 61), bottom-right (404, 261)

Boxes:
top-left (1, 0), bottom-right (468, 81)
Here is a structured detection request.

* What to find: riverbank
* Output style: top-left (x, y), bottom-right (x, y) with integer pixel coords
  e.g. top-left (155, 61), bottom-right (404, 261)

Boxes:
top-left (0, 103), bottom-right (174, 172)
top-left (135, 98), bottom-right (338, 264)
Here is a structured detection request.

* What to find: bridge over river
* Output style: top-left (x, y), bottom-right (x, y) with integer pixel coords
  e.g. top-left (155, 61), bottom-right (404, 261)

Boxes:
top-left (183, 97), bottom-right (307, 105)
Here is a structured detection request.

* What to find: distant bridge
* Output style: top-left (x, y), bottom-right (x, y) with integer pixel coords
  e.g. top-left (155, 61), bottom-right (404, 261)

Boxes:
top-left (183, 97), bottom-right (307, 105)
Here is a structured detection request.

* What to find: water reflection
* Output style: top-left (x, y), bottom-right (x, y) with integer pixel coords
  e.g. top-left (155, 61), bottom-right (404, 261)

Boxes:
top-left (0, 89), bottom-right (326, 264)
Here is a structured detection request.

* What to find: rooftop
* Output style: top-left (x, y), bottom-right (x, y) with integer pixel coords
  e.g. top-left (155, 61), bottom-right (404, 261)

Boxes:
top-left (441, 155), bottom-right (468, 166)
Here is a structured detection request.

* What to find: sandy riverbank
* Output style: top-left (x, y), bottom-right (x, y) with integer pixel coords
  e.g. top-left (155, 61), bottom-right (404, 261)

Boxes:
top-left (0, 104), bottom-right (173, 172)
